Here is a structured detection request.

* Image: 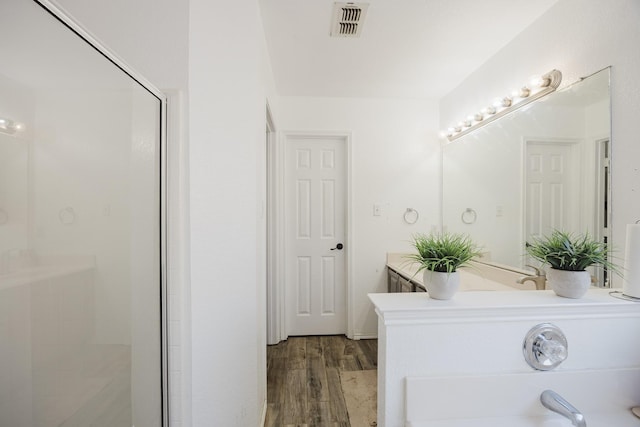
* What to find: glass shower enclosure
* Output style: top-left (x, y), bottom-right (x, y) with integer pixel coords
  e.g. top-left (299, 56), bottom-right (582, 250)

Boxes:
top-left (0, 1), bottom-right (167, 426)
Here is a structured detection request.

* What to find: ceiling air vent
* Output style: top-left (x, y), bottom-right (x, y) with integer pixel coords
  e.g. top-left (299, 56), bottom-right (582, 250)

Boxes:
top-left (330, 2), bottom-right (369, 38)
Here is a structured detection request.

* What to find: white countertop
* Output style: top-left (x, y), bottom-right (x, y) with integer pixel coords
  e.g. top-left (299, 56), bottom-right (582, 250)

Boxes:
top-left (369, 288), bottom-right (640, 324)
top-left (0, 262), bottom-right (95, 289)
top-left (386, 253), bottom-right (524, 292)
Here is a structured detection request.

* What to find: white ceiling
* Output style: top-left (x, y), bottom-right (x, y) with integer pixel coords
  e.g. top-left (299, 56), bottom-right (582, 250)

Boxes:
top-left (259, 0), bottom-right (559, 99)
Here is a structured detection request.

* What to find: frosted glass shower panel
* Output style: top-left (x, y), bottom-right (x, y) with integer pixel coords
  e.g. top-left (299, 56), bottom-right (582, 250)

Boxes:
top-left (0, 1), bottom-right (164, 426)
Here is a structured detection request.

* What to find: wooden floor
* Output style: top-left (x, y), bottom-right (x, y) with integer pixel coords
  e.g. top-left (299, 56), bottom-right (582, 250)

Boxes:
top-left (265, 335), bottom-right (378, 427)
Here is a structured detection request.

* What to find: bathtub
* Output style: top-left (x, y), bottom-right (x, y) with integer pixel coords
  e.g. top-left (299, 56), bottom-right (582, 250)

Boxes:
top-left (0, 259), bottom-right (96, 427)
top-left (369, 289), bottom-right (640, 427)
top-left (406, 369), bottom-right (640, 426)
top-left (408, 413), bottom-right (638, 426)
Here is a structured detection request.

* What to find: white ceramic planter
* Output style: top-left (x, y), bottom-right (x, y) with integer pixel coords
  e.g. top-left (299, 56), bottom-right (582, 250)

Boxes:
top-left (546, 268), bottom-right (591, 298)
top-left (423, 270), bottom-right (460, 300)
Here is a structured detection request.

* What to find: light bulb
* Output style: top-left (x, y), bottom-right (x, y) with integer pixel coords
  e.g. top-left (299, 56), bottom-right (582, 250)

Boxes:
top-left (530, 75), bottom-right (544, 87)
top-left (530, 75), bottom-right (551, 88)
top-left (485, 106), bottom-right (496, 115)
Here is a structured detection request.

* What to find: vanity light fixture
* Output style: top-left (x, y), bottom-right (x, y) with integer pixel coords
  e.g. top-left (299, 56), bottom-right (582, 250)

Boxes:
top-left (443, 69), bottom-right (562, 141)
top-left (0, 117), bottom-right (24, 135)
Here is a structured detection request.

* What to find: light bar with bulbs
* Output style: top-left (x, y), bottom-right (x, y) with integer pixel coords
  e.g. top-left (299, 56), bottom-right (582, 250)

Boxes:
top-left (442, 69), bottom-right (562, 142)
top-left (0, 117), bottom-right (24, 135)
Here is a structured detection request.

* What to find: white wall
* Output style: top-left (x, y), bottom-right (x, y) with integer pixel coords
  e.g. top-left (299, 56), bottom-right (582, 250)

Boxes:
top-left (189, 0), bottom-right (276, 424)
top-left (53, 0), bottom-right (188, 91)
top-left (440, 0), bottom-right (640, 286)
top-left (278, 96), bottom-right (440, 337)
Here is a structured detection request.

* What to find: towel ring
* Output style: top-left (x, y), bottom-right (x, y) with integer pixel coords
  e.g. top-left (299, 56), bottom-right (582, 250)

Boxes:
top-left (461, 208), bottom-right (477, 224)
top-left (403, 208), bottom-right (419, 225)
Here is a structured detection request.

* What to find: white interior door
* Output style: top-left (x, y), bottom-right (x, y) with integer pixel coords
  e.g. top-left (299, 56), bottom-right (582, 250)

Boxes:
top-left (524, 140), bottom-right (581, 253)
top-left (285, 135), bottom-right (346, 336)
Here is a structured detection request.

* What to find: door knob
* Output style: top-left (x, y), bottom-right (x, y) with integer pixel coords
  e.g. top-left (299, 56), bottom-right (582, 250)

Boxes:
top-left (330, 243), bottom-right (344, 251)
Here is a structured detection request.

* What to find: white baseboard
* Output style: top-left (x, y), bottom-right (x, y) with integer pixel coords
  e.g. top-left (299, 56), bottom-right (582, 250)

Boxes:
top-left (352, 333), bottom-right (378, 340)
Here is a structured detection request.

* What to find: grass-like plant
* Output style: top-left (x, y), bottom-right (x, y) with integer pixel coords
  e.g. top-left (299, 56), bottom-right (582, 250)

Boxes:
top-left (405, 232), bottom-right (481, 273)
top-left (526, 230), bottom-right (618, 273)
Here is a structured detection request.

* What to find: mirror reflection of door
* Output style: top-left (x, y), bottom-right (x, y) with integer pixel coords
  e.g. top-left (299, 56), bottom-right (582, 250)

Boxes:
top-left (524, 137), bottom-right (612, 286)
top-left (524, 139), bottom-right (582, 263)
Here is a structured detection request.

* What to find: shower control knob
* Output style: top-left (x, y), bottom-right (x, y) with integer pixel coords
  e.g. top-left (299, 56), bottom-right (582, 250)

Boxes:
top-left (523, 323), bottom-right (568, 371)
top-left (536, 335), bottom-right (568, 364)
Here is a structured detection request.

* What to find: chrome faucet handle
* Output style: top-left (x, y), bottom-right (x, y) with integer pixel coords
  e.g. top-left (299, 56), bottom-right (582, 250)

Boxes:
top-left (523, 323), bottom-right (568, 370)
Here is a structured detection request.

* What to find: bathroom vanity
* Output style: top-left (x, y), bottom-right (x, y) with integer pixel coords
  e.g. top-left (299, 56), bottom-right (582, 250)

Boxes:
top-left (369, 289), bottom-right (640, 427)
top-left (386, 253), bottom-right (534, 293)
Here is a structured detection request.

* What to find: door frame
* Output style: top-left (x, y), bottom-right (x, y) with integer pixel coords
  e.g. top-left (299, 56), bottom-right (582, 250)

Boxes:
top-left (267, 130), bottom-right (353, 343)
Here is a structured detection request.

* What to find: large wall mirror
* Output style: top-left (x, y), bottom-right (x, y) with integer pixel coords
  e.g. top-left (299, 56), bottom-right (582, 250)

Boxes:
top-left (442, 68), bottom-right (611, 284)
top-left (0, 1), bottom-right (167, 426)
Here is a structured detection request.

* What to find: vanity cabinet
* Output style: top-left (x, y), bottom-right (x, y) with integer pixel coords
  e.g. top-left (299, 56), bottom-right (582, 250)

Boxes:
top-left (387, 266), bottom-right (425, 293)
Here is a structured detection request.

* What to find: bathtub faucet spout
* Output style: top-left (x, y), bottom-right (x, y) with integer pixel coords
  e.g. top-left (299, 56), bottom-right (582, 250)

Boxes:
top-left (540, 389), bottom-right (586, 427)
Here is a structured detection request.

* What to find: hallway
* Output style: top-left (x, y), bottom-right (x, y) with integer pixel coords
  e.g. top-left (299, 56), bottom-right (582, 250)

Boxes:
top-left (265, 335), bottom-right (378, 426)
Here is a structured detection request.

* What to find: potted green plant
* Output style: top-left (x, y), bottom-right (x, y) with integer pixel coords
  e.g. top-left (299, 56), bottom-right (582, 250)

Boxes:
top-left (405, 232), bottom-right (481, 300)
top-left (525, 230), bottom-right (618, 298)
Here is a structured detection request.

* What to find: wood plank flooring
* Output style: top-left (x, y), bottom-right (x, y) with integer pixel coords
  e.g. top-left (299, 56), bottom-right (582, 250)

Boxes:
top-left (265, 335), bottom-right (378, 427)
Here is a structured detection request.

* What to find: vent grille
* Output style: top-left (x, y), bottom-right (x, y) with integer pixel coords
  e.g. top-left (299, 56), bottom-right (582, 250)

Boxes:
top-left (330, 2), bottom-right (369, 37)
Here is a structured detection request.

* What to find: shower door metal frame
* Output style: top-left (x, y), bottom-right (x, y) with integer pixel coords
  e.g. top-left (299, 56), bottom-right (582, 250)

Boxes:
top-left (32, 0), bottom-right (170, 425)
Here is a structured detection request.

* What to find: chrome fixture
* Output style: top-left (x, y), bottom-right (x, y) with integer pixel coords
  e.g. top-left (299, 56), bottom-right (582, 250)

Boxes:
top-left (0, 117), bottom-right (24, 135)
top-left (540, 390), bottom-right (587, 427)
top-left (442, 69), bottom-right (562, 141)
top-left (517, 265), bottom-right (547, 290)
top-left (460, 208), bottom-right (477, 224)
top-left (403, 208), bottom-right (419, 224)
top-left (523, 323), bottom-right (568, 371)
